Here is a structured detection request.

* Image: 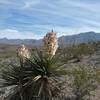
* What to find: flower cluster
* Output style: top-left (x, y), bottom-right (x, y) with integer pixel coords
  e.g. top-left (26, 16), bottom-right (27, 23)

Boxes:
top-left (18, 44), bottom-right (31, 60)
top-left (43, 30), bottom-right (58, 57)
top-left (17, 31), bottom-right (58, 60)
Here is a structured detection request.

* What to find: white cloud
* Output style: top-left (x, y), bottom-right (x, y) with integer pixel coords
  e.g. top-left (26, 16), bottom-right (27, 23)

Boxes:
top-left (57, 26), bottom-right (100, 37)
top-left (59, 0), bottom-right (100, 13)
top-left (22, 0), bottom-right (41, 9)
top-left (21, 0), bottom-right (100, 28)
top-left (0, 29), bottom-right (42, 39)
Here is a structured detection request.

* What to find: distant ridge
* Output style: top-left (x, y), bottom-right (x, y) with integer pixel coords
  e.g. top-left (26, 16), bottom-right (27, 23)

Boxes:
top-left (0, 38), bottom-right (42, 45)
top-left (0, 31), bottom-right (100, 45)
top-left (59, 31), bottom-right (100, 45)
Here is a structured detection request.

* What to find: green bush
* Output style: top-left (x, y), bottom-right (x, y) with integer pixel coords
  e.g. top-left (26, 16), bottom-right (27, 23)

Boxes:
top-left (60, 43), bottom-right (96, 63)
top-left (70, 67), bottom-right (99, 100)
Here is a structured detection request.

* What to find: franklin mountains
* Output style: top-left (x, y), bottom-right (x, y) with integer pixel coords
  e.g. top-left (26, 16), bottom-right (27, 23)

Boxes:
top-left (0, 31), bottom-right (100, 45)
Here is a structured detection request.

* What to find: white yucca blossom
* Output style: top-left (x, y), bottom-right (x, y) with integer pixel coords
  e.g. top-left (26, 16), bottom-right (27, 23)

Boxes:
top-left (43, 30), bottom-right (58, 57)
top-left (18, 44), bottom-right (31, 60)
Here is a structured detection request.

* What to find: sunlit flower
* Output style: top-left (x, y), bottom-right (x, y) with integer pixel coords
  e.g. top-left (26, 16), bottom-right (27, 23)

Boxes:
top-left (43, 30), bottom-right (58, 57)
top-left (18, 44), bottom-right (31, 60)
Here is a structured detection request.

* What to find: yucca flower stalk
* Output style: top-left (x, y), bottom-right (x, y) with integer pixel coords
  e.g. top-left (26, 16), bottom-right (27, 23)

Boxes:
top-left (17, 44), bottom-right (31, 62)
top-left (43, 30), bottom-right (58, 58)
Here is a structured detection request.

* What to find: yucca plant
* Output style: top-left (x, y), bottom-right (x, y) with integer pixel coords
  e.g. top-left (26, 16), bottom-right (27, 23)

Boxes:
top-left (0, 31), bottom-right (66, 100)
top-left (25, 50), bottom-right (66, 99)
top-left (0, 59), bottom-right (33, 100)
top-left (0, 50), bottom-right (66, 100)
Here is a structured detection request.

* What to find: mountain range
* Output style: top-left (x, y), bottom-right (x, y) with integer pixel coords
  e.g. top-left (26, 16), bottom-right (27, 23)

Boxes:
top-left (0, 31), bottom-right (100, 45)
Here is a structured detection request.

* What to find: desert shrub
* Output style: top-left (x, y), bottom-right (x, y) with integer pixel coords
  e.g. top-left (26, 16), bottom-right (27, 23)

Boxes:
top-left (60, 42), bottom-right (96, 63)
top-left (95, 68), bottom-right (100, 83)
top-left (70, 67), bottom-right (99, 100)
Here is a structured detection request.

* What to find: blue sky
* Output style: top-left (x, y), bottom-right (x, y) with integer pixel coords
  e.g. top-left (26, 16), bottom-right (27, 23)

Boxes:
top-left (0, 0), bottom-right (100, 39)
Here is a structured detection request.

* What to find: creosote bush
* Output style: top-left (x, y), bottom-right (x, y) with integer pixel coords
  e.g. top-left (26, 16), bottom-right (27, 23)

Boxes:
top-left (60, 42), bottom-right (97, 63)
top-left (70, 67), bottom-right (99, 100)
